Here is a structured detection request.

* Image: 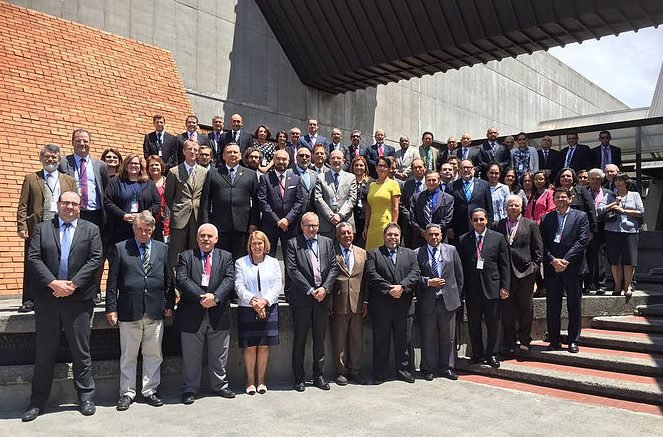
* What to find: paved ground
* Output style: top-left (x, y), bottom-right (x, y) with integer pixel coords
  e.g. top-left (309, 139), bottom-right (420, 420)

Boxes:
top-left (2, 377), bottom-right (660, 436)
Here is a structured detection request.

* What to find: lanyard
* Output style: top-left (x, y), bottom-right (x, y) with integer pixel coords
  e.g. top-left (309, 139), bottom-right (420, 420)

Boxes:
top-left (476, 235), bottom-right (484, 259)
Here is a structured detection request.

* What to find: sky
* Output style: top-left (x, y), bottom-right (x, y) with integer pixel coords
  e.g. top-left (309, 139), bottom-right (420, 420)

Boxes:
top-left (549, 26), bottom-right (663, 108)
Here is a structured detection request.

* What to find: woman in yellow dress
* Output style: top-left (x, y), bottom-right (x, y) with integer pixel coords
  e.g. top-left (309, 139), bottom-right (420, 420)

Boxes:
top-left (362, 156), bottom-right (401, 250)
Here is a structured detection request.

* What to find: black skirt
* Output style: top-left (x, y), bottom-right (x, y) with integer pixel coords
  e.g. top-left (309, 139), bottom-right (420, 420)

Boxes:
top-left (238, 304), bottom-right (279, 348)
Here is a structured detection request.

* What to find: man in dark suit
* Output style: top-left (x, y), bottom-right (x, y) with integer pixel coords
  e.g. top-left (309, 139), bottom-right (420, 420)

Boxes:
top-left (455, 133), bottom-right (483, 172)
top-left (409, 172), bottom-right (454, 248)
top-left (560, 132), bottom-right (591, 173)
top-left (494, 196), bottom-right (543, 353)
top-left (143, 114), bottom-right (180, 170)
top-left (479, 127), bottom-right (510, 177)
top-left (290, 147), bottom-right (317, 219)
top-left (327, 128), bottom-right (352, 171)
top-left (206, 115), bottom-right (225, 162)
top-left (258, 149), bottom-right (304, 258)
top-left (365, 223), bottom-right (421, 384)
top-left (365, 129), bottom-right (396, 178)
top-left (347, 130), bottom-right (367, 162)
top-left (105, 211), bottom-right (175, 410)
top-left (447, 159), bottom-right (494, 244)
top-left (201, 143), bottom-right (259, 260)
top-left (176, 115), bottom-right (211, 164)
top-left (175, 224), bottom-right (236, 404)
top-left (438, 136), bottom-right (458, 170)
top-left (298, 118), bottom-right (330, 151)
top-left (286, 212), bottom-right (339, 391)
top-left (538, 135), bottom-right (563, 180)
top-left (23, 191), bottom-right (103, 421)
top-left (591, 130), bottom-right (622, 171)
top-left (439, 162), bottom-right (455, 193)
top-left (416, 224), bottom-right (463, 381)
top-left (399, 159), bottom-right (426, 249)
top-left (586, 169), bottom-right (611, 295)
top-left (220, 113), bottom-right (253, 155)
top-left (540, 187), bottom-right (590, 354)
top-left (458, 208), bottom-right (510, 368)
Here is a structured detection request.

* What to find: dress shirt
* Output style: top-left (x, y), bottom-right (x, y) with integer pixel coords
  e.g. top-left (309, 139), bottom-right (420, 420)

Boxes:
top-left (74, 154), bottom-right (98, 210)
top-left (44, 169), bottom-right (61, 213)
top-left (135, 238), bottom-right (152, 260)
top-left (340, 244), bottom-right (354, 273)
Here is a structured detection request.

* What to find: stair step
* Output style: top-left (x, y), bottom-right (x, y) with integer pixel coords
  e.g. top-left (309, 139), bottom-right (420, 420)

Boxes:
top-left (457, 357), bottom-right (663, 405)
top-left (636, 304), bottom-right (663, 317)
top-left (563, 329), bottom-right (663, 354)
top-left (591, 315), bottom-right (663, 333)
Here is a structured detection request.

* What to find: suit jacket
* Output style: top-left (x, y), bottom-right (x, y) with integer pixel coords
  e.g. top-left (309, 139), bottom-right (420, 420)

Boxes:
top-left (394, 146), bottom-right (420, 179)
top-left (206, 131), bottom-right (224, 162)
top-left (458, 229), bottom-right (510, 300)
top-left (409, 189), bottom-right (454, 236)
top-left (28, 218), bottom-right (103, 301)
top-left (314, 170), bottom-right (357, 234)
top-left (365, 143), bottom-right (396, 178)
top-left (326, 143), bottom-right (352, 171)
top-left (365, 245), bottom-right (420, 311)
top-left (455, 147), bottom-right (483, 168)
top-left (105, 238), bottom-right (175, 322)
top-left (200, 165), bottom-right (259, 233)
top-left (59, 154), bottom-right (110, 216)
top-left (479, 141), bottom-right (510, 174)
top-left (220, 130), bottom-right (253, 155)
top-left (449, 178), bottom-right (494, 236)
top-left (289, 166), bottom-right (317, 216)
top-left (258, 170), bottom-right (304, 230)
top-left (285, 234), bottom-right (339, 308)
top-left (164, 164), bottom-right (207, 230)
top-left (103, 178), bottom-right (161, 245)
top-left (332, 245), bottom-right (367, 314)
top-left (348, 144), bottom-right (367, 161)
top-left (415, 243), bottom-right (463, 313)
top-left (538, 149), bottom-right (563, 179)
top-left (539, 208), bottom-right (590, 276)
top-left (591, 144), bottom-right (622, 170)
top-left (143, 131), bottom-right (179, 170)
top-left (18, 171), bottom-right (77, 235)
top-left (560, 144), bottom-right (592, 173)
top-left (494, 217), bottom-right (543, 278)
top-left (175, 248), bottom-right (235, 332)
top-left (177, 131), bottom-right (212, 165)
top-left (418, 145), bottom-right (439, 172)
top-left (299, 134), bottom-right (330, 150)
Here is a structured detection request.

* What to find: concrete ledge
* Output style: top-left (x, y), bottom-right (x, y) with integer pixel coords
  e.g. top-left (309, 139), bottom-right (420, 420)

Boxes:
top-left (636, 304), bottom-right (663, 316)
top-left (563, 330), bottom-right (663, 354)
top-left (591, 316), bottom-right (663, 334)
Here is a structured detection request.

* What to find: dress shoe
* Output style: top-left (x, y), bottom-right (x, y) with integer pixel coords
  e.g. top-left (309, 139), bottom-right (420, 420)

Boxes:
top-left (79, 400), bottom-right (96, 416)
top-left (294, 382), bottom-right (306, 392)
top-left (144, 393), bottom-right (163, 407)
top-left (21, 406), bottom-right (40, 422)
top-left (399, 372), bottom-right (415, 383)
top-left (217, 388), bottom-right (236, 399)
top-left (470, 357), bottom-right (487, 366)
top-left (116, 395), bottom-right (132, 411)
top-left (335, 375), bottom-right (348, 386)
top-left (313, 376), bottom-right (330, 391)
top-left (422, 372), bottom-right (434, 381)
top-left (611, 290), bottom-right (622, 296)
top-left (486, 356), bottom-right (500, 369)
top-left (439, 370), bottom-right (458, 381)
top-left (347, 373), bottom-right (367, 385)
top-left (182, 392), bottom-right (195, 405)
top-left (518, 344), bottom-right (530, 353)
top-left (596, 287), bottom-right (606, 296)
top-left (373, 377), bottom-right (385, 385)
top-left (568, 343), bottom-right (579, 354)
top-left (547, 342), bottom-right (562, 351)
top-left (18, 301), bottom-right (34, 313)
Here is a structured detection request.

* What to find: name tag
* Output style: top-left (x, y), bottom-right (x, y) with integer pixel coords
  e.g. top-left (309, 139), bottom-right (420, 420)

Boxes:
top-left (201, 273), bottom-right (210, 287)
top-left (476, 258), bottom-right (484, 270)
top-left (287, 185), bottom-right (296, 189)
top-left (331, 196), bottom-right (338, 207)
top-left (130, 199), bottom-right (139, 213)
top-left (554, 234), bottom-right (561, 243)
top-left (158, 149), bottom-right (163, 157)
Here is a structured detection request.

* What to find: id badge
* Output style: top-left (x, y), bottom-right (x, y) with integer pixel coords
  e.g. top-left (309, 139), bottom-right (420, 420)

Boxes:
top-left (201, 273), bottom-right (210, 287)
top-left (476, 258), bottom-right (484, 270)
top-left (554, 234), bottom-right (561, 243)
top-left (518, 163), bottom-right (524, 172)
top-left (158, 149), bottom-right (163, 157)
top-left (130, 200), bottom-right (139, 213)
top-left (331, 196), bottom-right (338, 207)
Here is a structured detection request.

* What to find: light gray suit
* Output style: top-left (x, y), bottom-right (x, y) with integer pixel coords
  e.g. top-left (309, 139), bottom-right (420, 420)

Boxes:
top-left (314, 170), bottom-right (357, 238)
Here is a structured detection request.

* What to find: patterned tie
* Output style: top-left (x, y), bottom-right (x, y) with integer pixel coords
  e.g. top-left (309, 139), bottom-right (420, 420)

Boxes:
top-left (189, 166), bottom-right (197, 189)
top-left (279, 174), bottom-right (285, 197)
top-left (333, 172), bottom-right (339, 191)
top-left (565, 147), bottom-right (574, 168)
top-left (157, 132), bottom-right (163, 147)
top-left (476, 235), bottom-right (483, 260)
top-left (462, 148), bottom-right (468, 160)
top-left (424, 191), bottom-right (433, 224)
top-left (431, 246), bottom-right (439, 278)
top-left (79, 158), bottom-right (88, 209)
top-left (57, 223), bottom-right (73, 280)
top-left (463, 180), bottom-right (472, 201)
top-left (378, 144), bottom-right (383, 157)
top-left (389, 249), bottom-right (397, 265)
top-left (141, 243), bottom-right (150, 272)
top-left (343, 248), bottom-right (351, 270)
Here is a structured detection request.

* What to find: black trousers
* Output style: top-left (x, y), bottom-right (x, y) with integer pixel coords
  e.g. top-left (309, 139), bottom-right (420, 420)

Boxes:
top-left (219, 231), bottom-right (248, 261)
top-left (79, 209), bottom-right (104, 296)
top-left (584, 231), bottom-right (607, 289)
top-left (501, 273), bottom-right (535, 349)
top-left (22, 242), bottom-right (33, 303)
top-left (31, 296), bottom-right (95, 408)
top-left (546, 272), bottom-right (582, 343)
top-left (291, 302), bottom-right (328, 383)
top-left (371, 302), bottom-right (411, 379)
top-left (466, 294), bottom-right (502, 359)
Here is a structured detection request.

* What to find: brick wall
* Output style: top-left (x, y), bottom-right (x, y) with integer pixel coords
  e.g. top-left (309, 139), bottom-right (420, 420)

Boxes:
top-left (0, 3), bottom-right (193, 296)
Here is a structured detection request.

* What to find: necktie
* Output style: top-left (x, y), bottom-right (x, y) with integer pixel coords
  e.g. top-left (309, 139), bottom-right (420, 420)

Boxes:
top-left (431, 247), bottom-right (439, 278)
top-left (279, 174), bottom-right (285, 197)
top-left (355, 147), bottom-right (360, 157)
top-left (189, 131), bottom-right (195, 140)
top-left (333, 172), bottom-right (339, 191)
top-left (462, 148), bottom-right (468, 160)
top-left (189, 166), bottom-right (197, 188)
top-left (343, 248), bottom-right (351, 270)
top-left (57, 223), bottom-right (73, 280)
top-left (229, 167), bottom-right (235, 184)
top-left (389, 249), bottom-right (397, 265)
top-left (141, 243), bottom-right (150, 272)
top-left (415, 180), bottom-right (422, 193)
top-left (424, 191), bottom-right (433, 224)
top-left (565, 147), bottom-right (574, 168)
top-left (301, 170), bottom-right (310, 190)
top-left (476, 235), bottom-right (483, 260)
top-left (233, 131), bottom-right (238, 142)
top-left (157, 132), bottom-right (163, 147)
top-left (204, 251), bottom-right (211, 278)
top-left (378, 144), bottom-right (383, 157)
top-left (214, 132), bottom-right (219, 144)
top-left (463, 180), bottom-right (472, 201)
top-left (45, 172), bottom-right (53, 189)
top-left (489, 143), bottom-right (496, 159)
top-left (307, 239), bottom-right (322, 286)
top-left (602, 146), bottom-right (610, 170)
top-left (79, 158), bottom-right (88, 209)
top-left (543, 150), bottom-right (548, 166)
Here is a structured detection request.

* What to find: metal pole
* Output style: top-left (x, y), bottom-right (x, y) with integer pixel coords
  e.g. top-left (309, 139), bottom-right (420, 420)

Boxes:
top-left (635, 126), bottom-right (642, 190)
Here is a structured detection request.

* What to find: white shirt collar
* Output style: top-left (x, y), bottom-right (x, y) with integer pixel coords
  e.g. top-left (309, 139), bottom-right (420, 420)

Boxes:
top-left (184, 162), bottom-right (196, 173)
top-left (475, 230), bottom-right (486, 239)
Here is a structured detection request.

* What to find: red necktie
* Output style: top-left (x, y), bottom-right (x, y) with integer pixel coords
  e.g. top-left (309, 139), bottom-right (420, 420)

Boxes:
top-left (79, 158), bottom-right (88, 209)
top-left (204, 252), bottom-right (211, 277)
top-left (378, 144), bottom-right (383, 157)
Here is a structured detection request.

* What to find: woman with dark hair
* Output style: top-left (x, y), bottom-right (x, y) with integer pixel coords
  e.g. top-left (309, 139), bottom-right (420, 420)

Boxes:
top-left (503, 167), bottom-right (527, 207)
top-left (554, 167), bottom-right (597, 235)
top-left (104, 154), bottom-right (161, 247)
top-left (598, 173), bottom-right (644, 297)
top-left (275, 130), bottom-right (295, 164)
top-left (487, 162), bottom-right (509, 221)
top-left (253, 124), bottom-right (275, 173)
top-left (351, 155), bottom-right (373, 248)
top-left (510, 132), bottom-right (539, 179)
top-left (525, 171), bottom-right (555, 224)
top-left (363, 156), bottom-right (401, 250)
top-left (101, 148), bottom-right (123, 178)
top-left (146, 155), bottom-right (170, 242)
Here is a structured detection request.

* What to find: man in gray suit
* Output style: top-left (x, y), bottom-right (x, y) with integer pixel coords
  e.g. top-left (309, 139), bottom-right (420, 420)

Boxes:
top-left (290, 146), bottom-right (318, 219)
top-left (416, 224), bottom-right (463, 381)
top-left (314, 150), bottom-right (357, 239)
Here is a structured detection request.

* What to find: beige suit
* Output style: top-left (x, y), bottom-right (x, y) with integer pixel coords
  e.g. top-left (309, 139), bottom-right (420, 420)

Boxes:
top-left (164, 163), bottom-right (207, 266)
top-left (331, 245), bottom-right (367, 376)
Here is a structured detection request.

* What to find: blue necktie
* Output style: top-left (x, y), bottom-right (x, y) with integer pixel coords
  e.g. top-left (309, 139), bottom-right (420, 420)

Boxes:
top-left (343, 248), bottom-right (351, 269)
top-left (463, 181), bottom-right (472, 201)
top-left (389, 249), bottom-right (397, 265)
top-left (57, 223), bottom-right (73, 280)
top-left (431, 247), bottom-right (439, 278)
top-left (424, 191), bottom-right (433, 224)
top-left (415, 180), bottom-right (422, 193)
top-left (333, 172), bottom-right (339, 191)
top-left (141, 243), bottom-right (150, 272)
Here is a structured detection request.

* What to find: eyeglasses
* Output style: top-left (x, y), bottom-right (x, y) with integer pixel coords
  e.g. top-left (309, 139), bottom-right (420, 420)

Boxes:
top-left (351, 135), bottom-right (360, 138)
top-left (59, 201), bottom-right (80, 207)
top-left (297, 153), bottom-right (310, 158)
top-left (303, 223), bottom-right (319, 228)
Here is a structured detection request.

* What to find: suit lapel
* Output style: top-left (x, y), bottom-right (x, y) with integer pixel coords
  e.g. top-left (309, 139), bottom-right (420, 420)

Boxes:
top-left (192, 249), bottom-right (203, 285)
top-left (131, 240), bottom-right (144, 272)
top-left (381, 246), bottom-right (396, 280)
top-left (51, 219), bottom-right (61, 252)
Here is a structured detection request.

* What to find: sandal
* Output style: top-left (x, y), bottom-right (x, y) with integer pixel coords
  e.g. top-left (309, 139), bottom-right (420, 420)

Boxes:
top-left (246, 385), bottom-right (256, 395)
top-left (257, 384), bottom-right (267, 394)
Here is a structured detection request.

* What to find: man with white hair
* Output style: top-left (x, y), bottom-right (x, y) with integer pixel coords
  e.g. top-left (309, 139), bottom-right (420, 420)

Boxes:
top-left (586, 169), bottom-right (611, 295)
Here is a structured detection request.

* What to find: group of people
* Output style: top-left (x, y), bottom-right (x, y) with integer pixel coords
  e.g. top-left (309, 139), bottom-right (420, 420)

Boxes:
top-left (16, 117), bottom-right (644, 421)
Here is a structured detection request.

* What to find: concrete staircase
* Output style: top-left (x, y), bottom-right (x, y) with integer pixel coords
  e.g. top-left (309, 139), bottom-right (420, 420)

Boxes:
top-left (458, 302), bottom-right (663, 407)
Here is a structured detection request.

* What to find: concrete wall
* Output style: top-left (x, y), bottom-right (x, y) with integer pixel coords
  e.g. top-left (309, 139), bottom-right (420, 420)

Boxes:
top-left (12, 0), bottom-right (628, 145)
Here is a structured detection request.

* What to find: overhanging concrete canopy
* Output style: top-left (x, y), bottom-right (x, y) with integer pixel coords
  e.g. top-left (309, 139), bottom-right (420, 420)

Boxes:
top-left (255, 0), bottom-right (663, 94)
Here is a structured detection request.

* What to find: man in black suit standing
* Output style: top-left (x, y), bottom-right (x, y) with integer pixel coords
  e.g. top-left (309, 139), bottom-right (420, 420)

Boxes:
top-left (365, 129), bottom-right (395, 178)
top-left (538, 135), bottom-right (563, 180)
top-left (298, 118), bottom-right (330, 151)
top-left (494, 195), bottom-right (543, 353)
top-left (105, 211), bottom-right (175, 410)
top-left (560, 132), bottom-right (591, 173)
top-left (258, 149), bottom-right (304, 258)
top-left (177, 115), bottom-right (211, 163)
top-left (175, 224), bottom-right (236, 404)
top-left (399, 158), bottom-right (426, 249)
top-left (206, 115), bottom-right (225, 163)
top-left (200, 143), bottom-right (259, 260)
top-left (327, 127), bottom-right (351, 172)
top-left (286, 212), bottom-right (339, 391)
top-left (447, 159), bottom-right (494, 244)
top-left (455, 133), bottom-right (483, 172)
top-left (479, 127), bottom-right (510, 177)
top-left (591, 130), bottom-right (622, 171)
top-left (22, 191), bottom-right (103, 422)
top-left (409, 172), bottom-right (454, 248)
top-left (458, 208), bottom-right (510, 368)
top-left (220, 113), bottom-right (253, 155)
top-left (365, 223), bottom-right (421, 384)
top-left (143, 114), bottom-right (180, 170)
top-left (347, 130), bottom-right (367, 161)
top-left (540, 187), bottom-right (590, 354)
